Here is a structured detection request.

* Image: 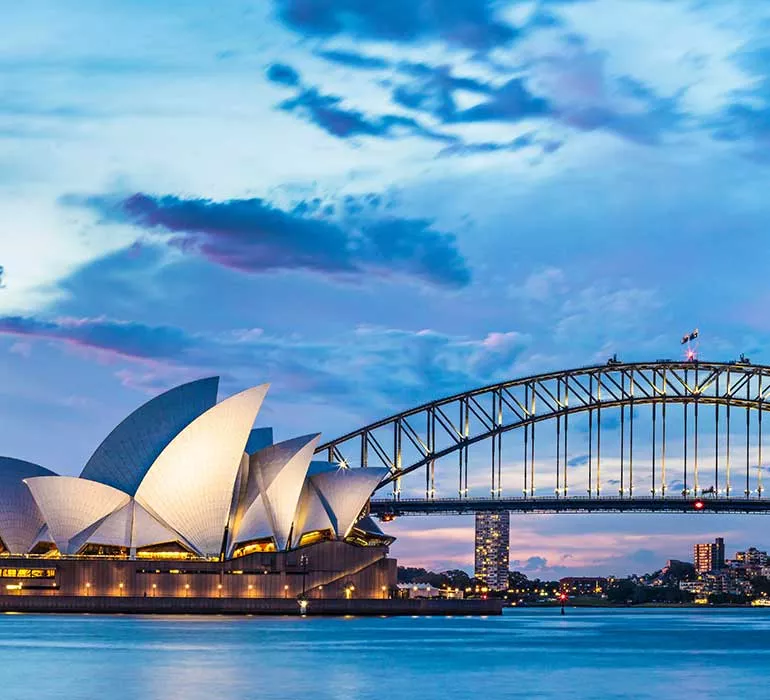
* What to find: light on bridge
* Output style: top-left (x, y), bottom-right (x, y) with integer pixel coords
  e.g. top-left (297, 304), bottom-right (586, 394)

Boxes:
top-left (693, 499), bottom-right (706, 511)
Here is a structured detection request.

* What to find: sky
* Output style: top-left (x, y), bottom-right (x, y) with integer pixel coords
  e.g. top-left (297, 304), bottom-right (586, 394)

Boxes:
top-left (2, 0), bottom-right (770, 579)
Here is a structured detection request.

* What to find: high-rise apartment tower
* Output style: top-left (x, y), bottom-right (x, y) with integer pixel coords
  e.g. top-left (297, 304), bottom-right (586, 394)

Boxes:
top-left (694, 537), bottom-right (725, 573)
top-left (474, 511), bottom-right (510, 591)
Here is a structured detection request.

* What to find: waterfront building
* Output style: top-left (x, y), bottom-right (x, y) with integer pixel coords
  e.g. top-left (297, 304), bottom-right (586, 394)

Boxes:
top-left (397, 583), bottom-right (464, 600)
top-left (474, 511), bottom-right (509, 591)
top-left (0, 379), bottom-right (396, 599)
top-left (559, 577), bottom-right (608, 596)
top-left (680, 572), bottom-right (752, 597)
top-left (694, 538), bottom-right (725, 573)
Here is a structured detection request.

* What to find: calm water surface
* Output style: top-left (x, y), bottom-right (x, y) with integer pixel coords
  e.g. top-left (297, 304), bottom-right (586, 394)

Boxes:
top-left (1, 608), bottom-right (769, 700)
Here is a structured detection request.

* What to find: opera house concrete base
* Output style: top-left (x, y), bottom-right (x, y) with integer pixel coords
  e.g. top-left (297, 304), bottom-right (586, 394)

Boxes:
top-left (0, 540), bottom-right (502, 615)
top-left (0, 541), bottom-right (394, 600)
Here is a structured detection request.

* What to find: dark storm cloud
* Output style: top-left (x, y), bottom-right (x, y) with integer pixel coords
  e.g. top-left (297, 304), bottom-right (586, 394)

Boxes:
top-left (274, 0), bottom-right (517, 51)
top-left (0, 316), bottom-right (193, 360)
top-left (63, 192), bottom-right (472, 289)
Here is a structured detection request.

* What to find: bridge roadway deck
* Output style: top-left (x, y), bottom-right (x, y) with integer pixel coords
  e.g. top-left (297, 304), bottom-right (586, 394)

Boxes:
top-left (370, 497), bottom-right (770, 516)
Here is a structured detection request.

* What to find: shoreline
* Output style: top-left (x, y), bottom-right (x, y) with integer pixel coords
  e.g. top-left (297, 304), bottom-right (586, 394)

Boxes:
top-left (0, 595), bottom-right (503, 616)
top-left (511, 602), bottom-right (770, 609)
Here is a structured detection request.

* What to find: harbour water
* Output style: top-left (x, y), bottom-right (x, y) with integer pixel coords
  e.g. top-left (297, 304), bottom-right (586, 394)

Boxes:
top-left (1, 608), bottom-right (769, 700)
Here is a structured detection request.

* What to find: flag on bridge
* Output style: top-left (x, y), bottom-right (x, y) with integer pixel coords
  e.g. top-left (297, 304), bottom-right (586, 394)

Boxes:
top-left (681, 328), bottom-right (699, 344)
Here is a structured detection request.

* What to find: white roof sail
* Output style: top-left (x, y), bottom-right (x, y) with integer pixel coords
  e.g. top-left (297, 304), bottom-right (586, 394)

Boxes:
top-left (135, 385), bottom-right (269, 558)
top-left (24, 476), bottom-right (130, 555)
top-left (0, 457), bottom-right (57, 554)
top-left (132, 501), bottom-right (189, 549)
top-left (251, 434), bottom-right (320, 551)
top-left (310, 467), bottom-right (389, 539)
top-left (292, 481), bottom-right (334, 543)
top-left (228, 494), bottom-right (273, 555)
top-left (80, 377), bottom-right (219, 495)
top-left (69, 500), bottom-right (133, 552)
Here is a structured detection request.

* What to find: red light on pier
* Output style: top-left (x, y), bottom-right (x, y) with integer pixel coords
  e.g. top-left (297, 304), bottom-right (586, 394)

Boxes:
top-left (693, 499), bottom-right (705, 511)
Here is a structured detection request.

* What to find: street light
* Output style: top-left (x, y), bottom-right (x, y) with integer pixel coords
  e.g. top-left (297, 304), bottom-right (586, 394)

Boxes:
top-left (218, 583), bottom-right (223, 598)
top-left (185, 583), bottom-right (190, 597)
top-left (152, 583), bottom-right (157, 597)
top-left (299, 555), bottom-right (309, 600)
top-left (85, 582), bottom-right (91, 596)
top-left (118, 582), bottom-right (124, 596)
top-left (284, 584), bottom-right (289, 599)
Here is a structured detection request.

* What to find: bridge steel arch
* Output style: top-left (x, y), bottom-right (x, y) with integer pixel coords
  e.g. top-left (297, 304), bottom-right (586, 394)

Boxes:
top-left (315, 360), bottom-right (770, 515)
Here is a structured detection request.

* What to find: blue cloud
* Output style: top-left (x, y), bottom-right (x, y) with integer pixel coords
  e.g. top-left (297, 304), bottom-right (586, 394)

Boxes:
top-left (278, 85), bottom-right (452, 140)
top-left (316, 50), bottom-right (390, 70)
top-left (392, 62), bottom-right (492, 122)
top-left (274, 0), bottom-right (517, 51)
top-left (63, 192), bottom-right (472, 289)
top-left (452, 78), bottom-right (551, 123)
top-left (266, 62), bottom-right (301, 87)
top-left (0, 316), bottom-right (192, 361)
top-left (568, 454), bottom-right (590, 468)
top-left (711, 48), bottom-right (770, 158)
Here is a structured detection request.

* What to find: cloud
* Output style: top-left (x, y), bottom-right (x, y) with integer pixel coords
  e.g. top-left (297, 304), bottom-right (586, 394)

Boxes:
top-left (451, 77), bottom-right (552, 123)
top-left (509, 267), bottom-right (566, 302)
top-left (62, 192), bottom-right (472, 289)
top-left (530, 44), bottom-right (682, 144)
top-left (274, 0), bottom-right (518, 51)
top-left (265, 59), bottom-right (559, 157)
top-left (712, 48), bottom-right (770, 159)
top-left (277, 84), bottom-right (453, 141)
top-left (511, 555), bottom-right (549, 572)
top-left (0, 316), bottom-right (533, 413)
top-left (315, 50), bottom-right (391, 70)
top-left (568, 454), bottom-right (589, 468)
top-left (392, 61), bottom-right (493, 122)
top-left (0, 316), bottom-right (192, 361)
top-left (267, 61), bottom-right (455, 142)
top-left (265, 62), bottom-right (300, 87)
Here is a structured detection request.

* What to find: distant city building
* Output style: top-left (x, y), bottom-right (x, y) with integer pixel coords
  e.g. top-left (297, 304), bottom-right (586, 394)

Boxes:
top-left (680, 574), bottom-right (726, 596)
top-left (474, 511), bottom-right (510, 591)
top-left (694, 537), bottom-right (725, 573)
top-left (681, 572), bottom-right (752, 597)
top-left (559, 577), bottom-right (607, 596)
top-left (735, 547), bottom-right (768, 567)
top-left (397, 583), bottom-right (464, 599)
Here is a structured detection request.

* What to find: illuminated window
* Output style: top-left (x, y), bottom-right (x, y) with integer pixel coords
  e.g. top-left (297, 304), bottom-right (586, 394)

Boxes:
top-left (297, 530), bottom-right (333, 547)
top-left (231, 539), bottom-right (276, 558)
top-left (77, 544), bottom-right (129, 557)
top-left (136, 542), bottom-right (195, 560)
top-left (28, 541), bottom-right (59, 557)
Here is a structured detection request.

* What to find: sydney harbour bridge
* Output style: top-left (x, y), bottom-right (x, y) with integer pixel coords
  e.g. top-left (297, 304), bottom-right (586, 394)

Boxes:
top-left (315, 359), bottom-right (770, 517)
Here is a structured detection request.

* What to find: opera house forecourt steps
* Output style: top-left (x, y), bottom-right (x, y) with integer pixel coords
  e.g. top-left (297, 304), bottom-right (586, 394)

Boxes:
top-left (0, 378), bottom-right (502, 616)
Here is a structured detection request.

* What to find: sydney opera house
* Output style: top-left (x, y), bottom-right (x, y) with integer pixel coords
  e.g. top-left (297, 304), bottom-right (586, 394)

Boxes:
top-left (0, 379), bottom-right (396, 601)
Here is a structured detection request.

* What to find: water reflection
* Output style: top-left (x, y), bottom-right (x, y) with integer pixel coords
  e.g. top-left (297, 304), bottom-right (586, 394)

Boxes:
top-left (1, 609), bottom-right (769, 700)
